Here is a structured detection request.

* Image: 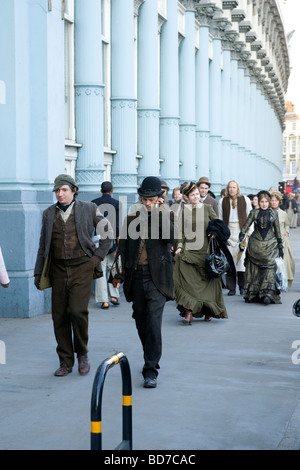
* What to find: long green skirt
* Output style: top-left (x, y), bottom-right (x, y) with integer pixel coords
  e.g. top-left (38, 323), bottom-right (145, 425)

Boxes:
top-left (173, 255), bottom-right (228, 319)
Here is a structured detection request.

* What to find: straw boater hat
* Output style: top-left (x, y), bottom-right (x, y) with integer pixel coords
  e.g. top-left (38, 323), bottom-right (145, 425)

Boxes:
top-left (270, 190), bottom-right (282, 200)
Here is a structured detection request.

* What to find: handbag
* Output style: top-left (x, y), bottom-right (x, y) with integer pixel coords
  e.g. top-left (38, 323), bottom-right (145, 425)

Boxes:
top-left (205, 237), bottom-right (230, 279)
top-left (275, 256), bottom-right (288, 291)
top-left (108, 254), bottom-right (122, 284)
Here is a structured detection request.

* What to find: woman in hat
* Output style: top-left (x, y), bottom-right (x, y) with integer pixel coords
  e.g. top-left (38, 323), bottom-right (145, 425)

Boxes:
top-left (239, 191), bottom-right (283, 304)
top-left (284, 193), bottom-right (298, 228)
top-left (173, 182), bottom-right (229, 324)
top-left (270, 191), bottom-right (295, 287)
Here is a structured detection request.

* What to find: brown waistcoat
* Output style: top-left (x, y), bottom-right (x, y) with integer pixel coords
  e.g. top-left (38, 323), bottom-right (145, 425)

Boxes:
top-left (51, 209), bottom-right (85, 259)
top-left (222, 196), bottom-right (247, 229)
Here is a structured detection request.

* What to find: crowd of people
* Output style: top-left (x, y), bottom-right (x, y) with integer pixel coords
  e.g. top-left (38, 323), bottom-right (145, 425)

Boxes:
top-left (0, 173), bottom-right (298, 389)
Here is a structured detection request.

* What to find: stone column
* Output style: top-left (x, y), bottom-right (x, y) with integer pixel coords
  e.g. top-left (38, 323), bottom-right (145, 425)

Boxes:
top-left (249, 79), bottom-right (259, 191)
top-left (229, 42), bottom-right (242, 183)
top-left (179, 2), bottom-right (196, 183)
top-left (74, 0), bottom-right (104, 192)
top-left (0, 0), bottom-right (64, 317)
top-left (137, 0), bottom-right (160, 184)
top-left (209, 23), bottom-right (222, 192)
top-left (110, 0), bottom-right (137, 194)
top-left (159, 0), bottom-right (180, 190)
top-left (220, 48), bottom-right (232, 187)
top-left (195, 3), bottom-right (216, 180)
top-left (237, 64), bottom-right (246, 185)
top-left (220, 26), bottom-right (238, 187)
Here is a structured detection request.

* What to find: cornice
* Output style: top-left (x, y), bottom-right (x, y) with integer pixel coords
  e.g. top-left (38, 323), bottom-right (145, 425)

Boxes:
top-left (231, 8), bottom-right (246, 23)
top-left (222, 1), bottom-right (238, 10)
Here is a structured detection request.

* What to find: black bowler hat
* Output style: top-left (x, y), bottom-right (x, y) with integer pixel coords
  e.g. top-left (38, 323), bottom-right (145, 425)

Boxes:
top-left (138, 176), bottom-right (164, 198)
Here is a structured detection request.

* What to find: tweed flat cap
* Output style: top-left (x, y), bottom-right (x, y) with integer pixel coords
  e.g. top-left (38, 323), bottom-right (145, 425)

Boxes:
top-left (52, 174), bottom-right (78, 192)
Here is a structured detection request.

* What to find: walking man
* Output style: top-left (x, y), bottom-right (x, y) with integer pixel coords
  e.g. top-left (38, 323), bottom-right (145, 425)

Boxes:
top-left (218, 180), bottom-right (252, 296)
top-left (196, 176), bottom-right (219, 216)
top-left (112, 176), bottom-right (176, 388)
top-left (92, 181), bottom-right (121, 309)
top-left (34, 174), bottom-right (112, 376)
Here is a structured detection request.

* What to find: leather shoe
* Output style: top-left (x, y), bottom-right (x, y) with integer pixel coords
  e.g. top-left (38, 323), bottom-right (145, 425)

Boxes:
top-left (143, 377), bottom-right (157, 388)
top-left (110, 297), bottom-right (120, 306)
top-left (227, 290), bottom-right (236, 296)
top-left (54, 363), bottom-right (72, 377)
top-left (263, 296), bottom-right (271, 305)
top-left (78, 354), bottom-right (90, 375)
top-left (239, 288), bottom-right (245, 295)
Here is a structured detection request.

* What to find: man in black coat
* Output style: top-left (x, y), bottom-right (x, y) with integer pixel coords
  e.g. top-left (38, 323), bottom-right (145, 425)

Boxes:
top-left (92, 181), bottom-right (121, 308)
top-left (112, 176), bottom-right (176, 388)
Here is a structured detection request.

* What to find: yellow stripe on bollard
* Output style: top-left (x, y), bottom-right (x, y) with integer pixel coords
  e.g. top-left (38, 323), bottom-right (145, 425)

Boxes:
top-left (108, 352), bottom-right (124, 366)
top-left (91, 421), bottom-right (102, 434)
top-left (123, 395), bottom-right (132, 406)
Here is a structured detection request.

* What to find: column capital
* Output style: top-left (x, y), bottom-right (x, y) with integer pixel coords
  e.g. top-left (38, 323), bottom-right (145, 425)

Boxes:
top-left (231, 40), bottom-right (246, 60)
top-left (180, 0), bottom-right (196, 12)
top-left (195, 3), bottom-right (219, 27)
top-left (221, 28), bottom-right (239, 51)
top-left (210, 8), bottom-right (231, 40)
top-left (134, 0), bottom-right (145, 16)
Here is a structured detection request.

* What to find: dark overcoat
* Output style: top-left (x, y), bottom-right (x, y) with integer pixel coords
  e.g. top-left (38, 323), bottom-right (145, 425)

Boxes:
top-left (116, 207), bottom-right (176, 302)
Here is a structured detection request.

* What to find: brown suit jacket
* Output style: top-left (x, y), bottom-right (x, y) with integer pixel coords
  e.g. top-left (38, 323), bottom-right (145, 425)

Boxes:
top-left (34, 199), bottom-right (112, 276)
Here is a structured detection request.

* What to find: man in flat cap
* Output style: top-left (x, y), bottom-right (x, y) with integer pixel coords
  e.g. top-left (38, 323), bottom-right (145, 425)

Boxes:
top-left (34, 174), bottom-right (112, 377)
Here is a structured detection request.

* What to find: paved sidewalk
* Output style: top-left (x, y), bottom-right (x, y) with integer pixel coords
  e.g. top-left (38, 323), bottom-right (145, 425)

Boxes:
top-left (0, 228), bottom-right (300, 451)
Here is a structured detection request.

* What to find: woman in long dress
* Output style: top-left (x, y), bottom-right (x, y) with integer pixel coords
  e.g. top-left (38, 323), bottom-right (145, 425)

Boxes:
top-left (173, 182), bottom-right (230, 324)
top-left (295, 193), bottom-right (300, 226)
top-left (239, 191), bottom-right (283, 305)
top-left (285, 193), bottom-right (298, 228)
top-left (270, 191), bottom-right (295, 287)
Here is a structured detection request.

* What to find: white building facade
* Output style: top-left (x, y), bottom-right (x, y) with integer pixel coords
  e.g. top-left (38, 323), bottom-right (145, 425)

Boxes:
top-left (283, 102), bottom-right (300, 187)
top-left (0, 0), bottom-right (290, 317)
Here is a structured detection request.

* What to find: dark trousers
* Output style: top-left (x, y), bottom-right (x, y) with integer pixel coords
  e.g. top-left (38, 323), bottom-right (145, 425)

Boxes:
top-left (50, 256), bottom-right (94, 367)
top-left (226, 271), bottom-right (245, 291)
top-left (131, 265), bottom-right (166, 379)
